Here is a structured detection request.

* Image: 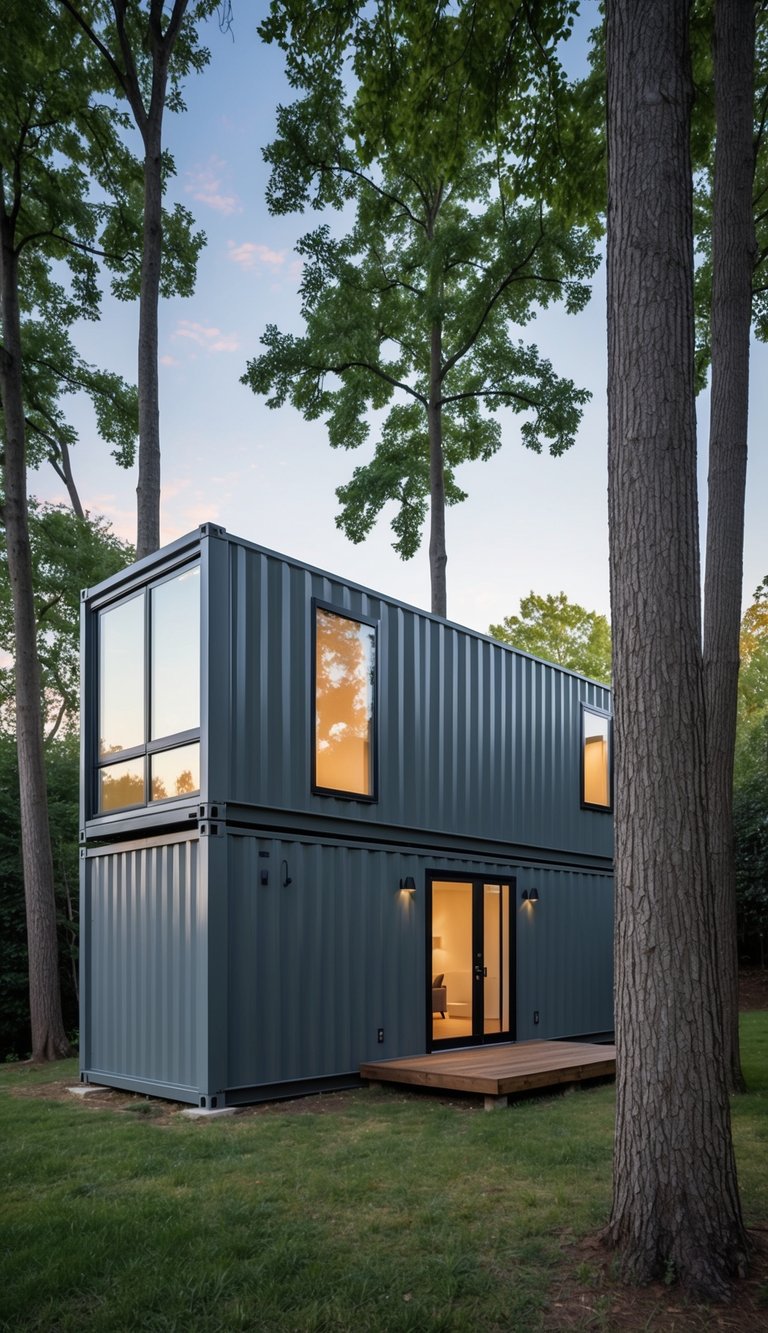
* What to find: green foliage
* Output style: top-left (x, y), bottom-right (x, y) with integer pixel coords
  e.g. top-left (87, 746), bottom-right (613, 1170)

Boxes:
top-left (489, 591), bottom-right (612, 684)
top-left (735, 579), bottom-right (768, 962)
top-left (0, 505), bottom-right (133, 735)
top-left (0, 734), bottom-right (80, 1060)
top-left (247, 1), bottom-right (598, 567)
top-left (0, 0), bottom-right (143, 489)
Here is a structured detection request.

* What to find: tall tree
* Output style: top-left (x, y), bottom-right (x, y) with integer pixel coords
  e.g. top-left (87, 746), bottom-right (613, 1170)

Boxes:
top-left (0, 1), bottom-right (140, 1059)
top-left (59, 0), bottom-right (215, 558)
top-left (701, 0), bottom-right (756, 1095)
top-left (248, 1), bottom-right (598, 618)
top-left (489, 591), bottom-right (611, 683)
top-left (604, 0), bottom-right (747, 1295)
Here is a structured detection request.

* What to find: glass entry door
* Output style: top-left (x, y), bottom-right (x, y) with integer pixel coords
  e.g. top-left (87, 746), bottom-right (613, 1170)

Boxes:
top-left (429, 877), bottom-right (513, 1047)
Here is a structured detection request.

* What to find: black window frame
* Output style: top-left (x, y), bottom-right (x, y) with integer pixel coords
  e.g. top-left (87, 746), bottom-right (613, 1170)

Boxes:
top-left (311, 597), bottom-right (379, 803)
top-left (93, 560), bottom-right (201, 816)
top-left (580, 703), bottom-right (613, 812)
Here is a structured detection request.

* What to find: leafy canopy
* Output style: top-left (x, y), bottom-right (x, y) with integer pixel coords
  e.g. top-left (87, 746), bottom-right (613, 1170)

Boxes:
top-left (246, 1), bottom-right (599, 563)
top-left (489, 591), bottom-right (612, 684)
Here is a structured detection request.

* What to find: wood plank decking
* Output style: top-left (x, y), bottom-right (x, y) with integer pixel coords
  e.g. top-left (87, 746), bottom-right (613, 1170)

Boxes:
top-left (360, 1040), bottom-right (616, 1110)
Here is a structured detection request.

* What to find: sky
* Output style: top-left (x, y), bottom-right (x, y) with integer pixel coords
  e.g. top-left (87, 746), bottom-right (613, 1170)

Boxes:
top-left (30, 2), bottom-right (768, 635)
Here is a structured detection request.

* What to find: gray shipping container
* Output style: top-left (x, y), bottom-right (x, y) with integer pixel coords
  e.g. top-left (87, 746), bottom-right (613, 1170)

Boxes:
top-left (80, 525), bottom-right (614, 1107)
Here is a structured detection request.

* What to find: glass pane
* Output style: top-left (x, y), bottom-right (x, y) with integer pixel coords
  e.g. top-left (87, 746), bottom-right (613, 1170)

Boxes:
top-left (431, 881), bottom-right (473, 1042)
top-left (483, 883), bottom-right (510, 1035)
top-left (98, 757), bottom-right (145, 812)
top-left (150, 743), bottom-right (200, 802)
top-left (584, 712), bottom-right (610, 806)
top-left (99, 595), bottom-right (145, 757)
top-left (315, 608), bottom-right (375, 796)
top-left (151, 566), bottom-right (200, 740)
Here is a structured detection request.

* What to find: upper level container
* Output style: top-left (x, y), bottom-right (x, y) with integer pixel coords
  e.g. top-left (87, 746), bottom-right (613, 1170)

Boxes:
top-left (81, 524), bottom-right (612, 868)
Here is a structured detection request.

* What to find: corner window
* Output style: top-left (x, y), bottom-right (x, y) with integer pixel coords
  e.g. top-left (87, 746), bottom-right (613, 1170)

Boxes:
top-left (313, 603), bottom-right (377, 799)
top-left (96, 565), bottom-right (200, 813)
top-left (582, 706), bottom-right (612, 810)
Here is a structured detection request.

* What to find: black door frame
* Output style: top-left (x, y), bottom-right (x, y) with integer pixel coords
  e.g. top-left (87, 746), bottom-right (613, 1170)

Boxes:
top-left (426, 871), bottom-right (517, 1051)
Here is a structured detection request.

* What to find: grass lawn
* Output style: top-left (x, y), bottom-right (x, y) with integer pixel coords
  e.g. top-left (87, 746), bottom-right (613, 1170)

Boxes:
top-left (1, 1015), bottom-right (766, 1332)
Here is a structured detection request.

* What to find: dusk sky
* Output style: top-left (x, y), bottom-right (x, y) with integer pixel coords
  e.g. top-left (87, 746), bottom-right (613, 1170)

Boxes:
top-left (31, 2), bottom-right (768, 633)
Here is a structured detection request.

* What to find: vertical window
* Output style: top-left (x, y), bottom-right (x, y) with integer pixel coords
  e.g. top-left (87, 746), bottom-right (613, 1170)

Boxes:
top-left (95, 564), bottom-right (201, 813)
top-left (314, 604), bottom-right (376, 798)
top-left (582, 707), bottom-right (612, 810)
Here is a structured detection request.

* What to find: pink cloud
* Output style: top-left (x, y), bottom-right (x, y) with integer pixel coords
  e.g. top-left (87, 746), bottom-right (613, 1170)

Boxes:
top-left (227, 240), bottom-right (288, 271)
top-left (186, 157), bottom-right (241, 216)
top-left (172, 320), bottom-right (240, 354)
top-left (160, 353), bottom-right (181, 367)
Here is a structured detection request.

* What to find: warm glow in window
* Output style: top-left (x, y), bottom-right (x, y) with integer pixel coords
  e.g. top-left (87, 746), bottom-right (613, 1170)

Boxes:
top-left (583, 710), bottom-right (611, 808)
top-left (315, 607), bottom-right (376, 797)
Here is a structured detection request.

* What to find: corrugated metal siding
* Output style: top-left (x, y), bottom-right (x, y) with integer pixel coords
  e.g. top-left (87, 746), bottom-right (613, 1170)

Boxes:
top-left (226, 834), bottom-right (425, 1087)
top-left (84, 836), bottom-right (201, 1091)
top-left (225, 832), bottom-right (613, 1091)
top-left (218, 540), bottom-right (613, 860)
top-left (515, 865), bottom-right (614, 1041)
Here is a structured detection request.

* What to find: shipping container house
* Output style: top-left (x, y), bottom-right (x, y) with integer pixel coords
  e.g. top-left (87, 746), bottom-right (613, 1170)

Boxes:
top-left (79, 524), bottom-right (614, 1107)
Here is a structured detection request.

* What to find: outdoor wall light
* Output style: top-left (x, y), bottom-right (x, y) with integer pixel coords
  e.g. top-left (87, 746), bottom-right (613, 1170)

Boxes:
top-left (521, 887), bottom-right (540, 903)
top-left (399, 876), bottom-right (417, 895)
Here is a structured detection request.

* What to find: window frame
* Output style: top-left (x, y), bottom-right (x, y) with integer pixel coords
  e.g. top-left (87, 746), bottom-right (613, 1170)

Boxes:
top-left (580, 703), bottom-right (613, 813)
top-left (93, 561), bottom-right (201, 816)
top-left (311, 597), bottom-right (379, 802)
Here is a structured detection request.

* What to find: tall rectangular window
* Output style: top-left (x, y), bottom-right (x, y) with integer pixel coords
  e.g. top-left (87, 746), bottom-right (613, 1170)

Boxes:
top-left (314, 604), bottom-right (376, 799)
top-left (582, 707), bottom-right (612, 810)
top-left (96, 564), bottom-right (201, 813)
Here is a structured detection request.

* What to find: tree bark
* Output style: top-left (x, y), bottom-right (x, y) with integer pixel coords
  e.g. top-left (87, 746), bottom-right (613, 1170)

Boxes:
top-left (136, 107), bottom-right (164, 559)
top-left (428, 319), bottom-right (447, 617)
top-left (0, 217), bottom-right (71, 1063)
top-left (703, 0), bottom-right (755, 1096)
top-left (604, 0), bottom-right (747, 1298)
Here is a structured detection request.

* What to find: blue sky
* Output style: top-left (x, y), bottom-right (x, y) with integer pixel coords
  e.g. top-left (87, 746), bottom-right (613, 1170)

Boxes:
top-left (31, 2), bottom-right (768, 633)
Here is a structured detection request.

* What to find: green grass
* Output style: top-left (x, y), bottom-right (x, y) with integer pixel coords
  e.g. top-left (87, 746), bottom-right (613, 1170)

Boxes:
top-left (1, 1016), bottom-right (766, 1332)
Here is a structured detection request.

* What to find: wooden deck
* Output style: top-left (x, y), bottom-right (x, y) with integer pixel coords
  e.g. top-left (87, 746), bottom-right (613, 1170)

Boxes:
top-left (360, 1040), bottom-right (616, 1110)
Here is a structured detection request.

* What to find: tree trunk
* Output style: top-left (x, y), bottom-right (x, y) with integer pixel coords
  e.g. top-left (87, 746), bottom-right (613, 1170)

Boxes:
top-left (703, 0), bottom-right (755, 1096)
top-left (135, 106), bottom-right (164, 559)
top-left (604, 0), bottom-right (747, 1298)
top-left (428, 321), bottom-right (447, 617)
top-left (0, 220), bottom-right (71, 1063)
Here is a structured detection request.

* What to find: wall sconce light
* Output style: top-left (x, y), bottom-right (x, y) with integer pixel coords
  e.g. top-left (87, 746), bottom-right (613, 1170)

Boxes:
top-left (281, 859), bottom-right (292, 888)
top-left (521, 887), bottom-right (539, 903)
top-left (399, 876), bottom-right (417, 895)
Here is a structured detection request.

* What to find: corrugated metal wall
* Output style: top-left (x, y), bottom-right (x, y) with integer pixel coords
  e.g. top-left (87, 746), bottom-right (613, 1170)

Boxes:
top-left (224, 832), bottom-right (614, 1093)
top-left (83, 834), bottom-right (202, 1094)
top-left (217, 539), bottom-right (612, 861)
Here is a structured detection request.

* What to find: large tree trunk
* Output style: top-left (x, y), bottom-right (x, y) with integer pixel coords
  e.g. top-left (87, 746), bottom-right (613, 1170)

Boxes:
top-left (0, 221), bottom-right (71, 1063)
top-left (604, 0), bottom-right (747, 1298)
top-left (703, 0), bottom-right (755, 1096)
top-left (428, 321), bottom-right (447, 617)
top-left (135, 109), bottom-right (164, 559)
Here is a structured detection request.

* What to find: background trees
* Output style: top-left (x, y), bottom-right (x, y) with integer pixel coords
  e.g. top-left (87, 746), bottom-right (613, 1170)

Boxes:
top-left (59, 0), bottom-right (216, 558)
top-left (246, 0), bottom-right (598, 618)
top-left (489, 591), bottom-right (611, 683)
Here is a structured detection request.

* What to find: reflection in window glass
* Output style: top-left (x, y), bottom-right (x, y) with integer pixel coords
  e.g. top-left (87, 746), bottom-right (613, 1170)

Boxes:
top-left (99, 596), bottom-right (144, 757)
top-left (583, 711), bottom-right (610, 807)
top-left (150, 743), bottom-right (200, 802)
top-left (315, 608), bottom-right (375, 796)
top-left (151, 567), bottom-right (200, 740)
top-left (99, 757), bottom-right (145, 812)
